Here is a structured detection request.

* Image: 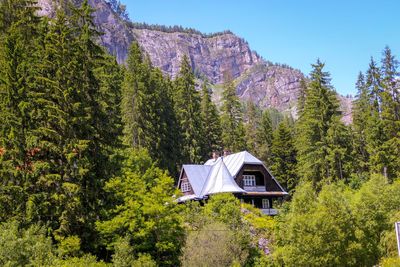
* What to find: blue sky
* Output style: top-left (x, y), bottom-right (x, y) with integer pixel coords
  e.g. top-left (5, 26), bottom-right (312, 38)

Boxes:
top-left (120, 0), bottom-right (400, 95)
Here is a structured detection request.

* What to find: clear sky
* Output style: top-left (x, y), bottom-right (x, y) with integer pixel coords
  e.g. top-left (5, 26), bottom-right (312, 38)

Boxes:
top-left (120, 0), bottom-right (400, 95)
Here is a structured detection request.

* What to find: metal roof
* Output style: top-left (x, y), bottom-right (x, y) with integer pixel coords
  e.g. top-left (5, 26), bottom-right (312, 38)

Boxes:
top-left (182, 164), bottom-right (212, 196)
top-left (205, 151), bottom-right (263, 177)
top-left (199, 158), bottom-right (246, 197)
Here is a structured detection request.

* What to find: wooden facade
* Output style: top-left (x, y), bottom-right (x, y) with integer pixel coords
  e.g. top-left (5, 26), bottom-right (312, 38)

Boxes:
top-left (177, 151), bottom-right (288, 215)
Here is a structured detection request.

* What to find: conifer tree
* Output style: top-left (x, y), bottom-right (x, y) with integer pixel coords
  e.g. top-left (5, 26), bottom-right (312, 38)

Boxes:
top-left (352, 72), bottom-right (371, 178)
top-left (1, 1), bottom-right (124, 253)
top-left (297, 78), bottom-right (308, 113)
top-left (364, 57), bottom-right (387, 177)
top-left (0, 0), bottom-right (42, 221)
top-left (122, 42), bottom-right (180, 173)
top-left (270, 119), bottom-right (297, 194)
top-left (220, 72), bottom-right (246, 152)
top-left (244, 101), bottom-right (262, 155)
top-left (380, 46), bottom-right (400, 179)
top-left (256, 110), bottom-right (274, 163)
top-left (173, 55), bottom-right (203, 163)
top-left (326, 117), bottom-right (353, 182)
top-left (200, 80), bottom-right (222, 158)
top-left (296, 59), bottom-right (342, 185)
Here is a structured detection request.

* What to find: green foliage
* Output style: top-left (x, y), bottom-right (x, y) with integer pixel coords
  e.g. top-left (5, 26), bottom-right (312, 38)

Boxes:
top-left (270, 119), bottom-right (298, 194)
top-left (244, 102), bottom-right (274, 163)
top-left (220, 72), bottom-right (246, 152)
top-left (200, 80), bottom-right (222, 158)
top-left (173, 55), bottom-right (204, 163)
top-left (97, 148), bottom-right (184, 266)
top-left (274, 175), bottom-right (400, 266)
top-left (295, 59), bottom-right (344, 185)
top-left (182, 194), bottom-right (263, 266)
top-left (56, 235), bottom-right (82, 258)
top-left (181, 221), bottom-right (247, 267)
top-left (0, 221), bottom-right (55, 266)
top-left (122, 42), bottom-right (179, 174)
top-left (51, 254), bottom-right (108, 267)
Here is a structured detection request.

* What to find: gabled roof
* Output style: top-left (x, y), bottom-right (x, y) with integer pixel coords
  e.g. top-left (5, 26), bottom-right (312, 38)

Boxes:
top-left (181, 164), bottom-right (212, 196)
top-left (199, 158), bottom-right (246, 197)
top-left (179, 151), bottom-right (287, 202)
top-left (205, 151), bottom-right (263, 177)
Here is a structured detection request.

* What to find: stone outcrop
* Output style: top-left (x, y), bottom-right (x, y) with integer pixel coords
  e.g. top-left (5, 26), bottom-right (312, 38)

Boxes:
top-left (36, 0), bottom-right (352, 120)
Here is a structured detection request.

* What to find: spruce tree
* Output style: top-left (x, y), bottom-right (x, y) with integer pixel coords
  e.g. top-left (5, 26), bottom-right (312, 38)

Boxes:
top-left (121, 42), bottom-right (180, 174)
top-left (256, 110), bottom-right (274, 163)
top-left (365, 57), bottom-right (386, 177)
top-left (244, 101), bottom-right (262, 155)
top-left (0, 0), bottom-right (41, 221)
top-left (173, 55), bottom-right (203, 163)
top-left (296, 59), bottom-right (342, 185)
top-left (200, 80), bottom-right (222, 159)
top-left (220, 72), bottom-right (246, 152)
top-left (352, 72), bottom-right (370, 178)
top-left (380, 46), bottom-right (400, 179)
top-left (326, 117), bottom-right (353, 182)
top-left (270, 119), bottom-right (297, 194)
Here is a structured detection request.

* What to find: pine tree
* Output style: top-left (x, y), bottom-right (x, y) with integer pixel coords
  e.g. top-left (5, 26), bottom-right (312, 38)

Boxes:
top-left (255, 109), bottom-right (273, 164)
top-left (296, 59), bottom-right (342, 185)
top-left (244, 101), bottom-right (262, 155)
top-left (121, 42), bottom-right (148, 148)
top-left (352, 72), bottom-right (370, 179)
top-left (173, 55), bottom-right (203, 163)
top-left (326, 117), bottom-right (353, 182)
top-left (365, 57), bottom-right (386, 177)
top-left (380, 46), bottom-right (400, 179)
top-left (0, 0), bottom-right (42, 221)
top-left (297, 78), bottom-right (308, 113)
top-left (220, 72), bottom-right (246, 152)
top-left (200, 80), bottom-right (222, 159)
top-left (270, 119), bottom-right (297, 194)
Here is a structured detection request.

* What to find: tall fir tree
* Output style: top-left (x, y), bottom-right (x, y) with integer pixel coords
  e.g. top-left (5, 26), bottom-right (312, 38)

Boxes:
top-left (352, 72), bottom-right (370, 178)
top-left (0, 0), bottom-right (43, 221)
top-left (220, 72), bottom-right (246, 152)
top-left (200, 80), bottom-right (222, 159)
top-left (380, 46), bottom-right (400, 179)
top-left (244, 101), bottom-right (262, 156)
top-left (173, 55), bottom-right (203, 163)
top-left (296, 59), bottom-right (342, 185)
top-left (270, 119), bottom-right (297, 194)
top-left (1, 1), bottom-right (124, 253)
top-left (364, 57), bottom-right (387, 177)
top-left (121, 42), bottom-right (180, 174)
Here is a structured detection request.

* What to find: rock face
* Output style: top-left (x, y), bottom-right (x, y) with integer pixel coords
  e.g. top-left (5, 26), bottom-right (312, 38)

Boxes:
top-left (36, 0), bottom-right (352, 119)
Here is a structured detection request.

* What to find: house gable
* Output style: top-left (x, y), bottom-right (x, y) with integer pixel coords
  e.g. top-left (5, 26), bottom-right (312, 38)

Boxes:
top-left (235, 164), bottom-right (285, 193)
top-left (178, 169), bottom-right (195, 196)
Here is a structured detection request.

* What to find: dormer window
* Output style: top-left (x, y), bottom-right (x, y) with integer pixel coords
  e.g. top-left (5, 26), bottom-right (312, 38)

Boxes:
top-left (243, 175), bottom-right (256, 186)
top-left (181, 182), bottom-right (191, 193)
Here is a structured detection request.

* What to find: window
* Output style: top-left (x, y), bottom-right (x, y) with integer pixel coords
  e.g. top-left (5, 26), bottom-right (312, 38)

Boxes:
top-left (262, 199), bottom-right (270, 209)
top-left (181, 182), bottom-right (191, 193)
top-left (243, 175), bottom-right (256, 186)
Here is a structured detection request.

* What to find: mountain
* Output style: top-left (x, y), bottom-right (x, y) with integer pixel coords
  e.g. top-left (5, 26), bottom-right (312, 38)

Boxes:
top-left (36, 0), bottom-right (352, 121)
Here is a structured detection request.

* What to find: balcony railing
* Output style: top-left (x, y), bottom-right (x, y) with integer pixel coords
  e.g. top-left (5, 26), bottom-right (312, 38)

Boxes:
top-left (261, 208), bottom-right (278, 215)
top-left (243, 185), bottom-right (266, 192)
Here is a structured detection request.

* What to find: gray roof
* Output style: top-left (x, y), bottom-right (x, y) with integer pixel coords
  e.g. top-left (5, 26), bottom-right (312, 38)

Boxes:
top-left (205, 151), bottom-right (263, 177)
top-left (178, 151), bottom-right (287, 202)
top-left (182, 164), bottom-right (212, 196)
top-left (199, 158), bottom-right (246, 197)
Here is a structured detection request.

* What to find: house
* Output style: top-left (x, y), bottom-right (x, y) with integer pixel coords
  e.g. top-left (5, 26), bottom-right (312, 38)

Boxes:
top-left (177, 151), bottom-right (288, 215)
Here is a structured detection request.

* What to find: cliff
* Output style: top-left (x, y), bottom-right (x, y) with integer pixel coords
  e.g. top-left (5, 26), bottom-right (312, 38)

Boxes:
top-left (36, 0), bottom-right (352, 119)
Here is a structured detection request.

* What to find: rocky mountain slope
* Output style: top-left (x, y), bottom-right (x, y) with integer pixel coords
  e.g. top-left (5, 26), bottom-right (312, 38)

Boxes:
top-left (37, 0), bottom-right (352, 121)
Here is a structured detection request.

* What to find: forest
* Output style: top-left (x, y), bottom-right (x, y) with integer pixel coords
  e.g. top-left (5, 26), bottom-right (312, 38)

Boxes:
top-left (0, 0), bottom-right (400, 266)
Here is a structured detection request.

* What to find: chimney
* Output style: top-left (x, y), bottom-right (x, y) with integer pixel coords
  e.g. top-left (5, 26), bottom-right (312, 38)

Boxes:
top-left (212, 151), bottom-right (220, 160)
top-left (223, 149), bottom-right (231, 157)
